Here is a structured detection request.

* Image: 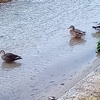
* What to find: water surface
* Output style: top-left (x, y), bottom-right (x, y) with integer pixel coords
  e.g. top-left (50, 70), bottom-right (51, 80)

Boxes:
top-left (0, 0), bottom-right (100, 100)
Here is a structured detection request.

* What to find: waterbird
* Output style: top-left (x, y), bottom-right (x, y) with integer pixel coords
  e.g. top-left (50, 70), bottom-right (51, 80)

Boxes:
top-left (0, 50), bottom-right (22, 63)
top-left (68, 25), bottom-right (85, 38)
top-left (92, 25), bottom-right (100, 30)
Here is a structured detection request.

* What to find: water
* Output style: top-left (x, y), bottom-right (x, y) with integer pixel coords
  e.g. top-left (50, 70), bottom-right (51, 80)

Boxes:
top-left (0, 0), bottom-right (100, 100)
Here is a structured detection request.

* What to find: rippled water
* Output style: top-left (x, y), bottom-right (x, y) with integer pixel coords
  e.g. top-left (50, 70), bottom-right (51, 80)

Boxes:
top-left (0, 0), bottom-right (100, 100)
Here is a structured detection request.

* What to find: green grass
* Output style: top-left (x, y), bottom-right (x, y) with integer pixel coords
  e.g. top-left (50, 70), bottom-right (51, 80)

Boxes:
top-left (97, 40), bottom-right (100, 52)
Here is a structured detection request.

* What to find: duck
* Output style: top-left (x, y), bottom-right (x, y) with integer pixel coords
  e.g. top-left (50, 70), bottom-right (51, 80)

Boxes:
top-left (68, 25), bottom-right (85, 38)
top-left (92, 25), bottom-right (100, 30)
top-left (0, 50), bottom-right (22, 63)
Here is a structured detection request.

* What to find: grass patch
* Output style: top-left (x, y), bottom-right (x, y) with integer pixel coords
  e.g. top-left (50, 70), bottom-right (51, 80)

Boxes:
top-left (97, 40), bottom-right (100, 52)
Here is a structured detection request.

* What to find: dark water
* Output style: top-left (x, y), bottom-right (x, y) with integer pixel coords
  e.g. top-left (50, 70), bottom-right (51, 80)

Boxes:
top-left (0, 0), bottom-right (100, 100)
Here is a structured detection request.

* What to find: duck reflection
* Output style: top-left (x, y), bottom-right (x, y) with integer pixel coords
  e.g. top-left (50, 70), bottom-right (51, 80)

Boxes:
top-left (69, 37), bottom-right (86, 46)
top-left (2, 62), bottom-right (21, 69)
top-left (92, 32), bottom-right (100, 38)
top-left (96, 52), bottom-right (100, 57)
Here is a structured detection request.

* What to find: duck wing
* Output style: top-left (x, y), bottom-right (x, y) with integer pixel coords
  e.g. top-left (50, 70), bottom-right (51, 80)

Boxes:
top-left (5, 53), bottom-right (22, 60)
top-left (74, 29), bottom-right (85, 34)
top-left (70, 30), bottom-right (84, 38)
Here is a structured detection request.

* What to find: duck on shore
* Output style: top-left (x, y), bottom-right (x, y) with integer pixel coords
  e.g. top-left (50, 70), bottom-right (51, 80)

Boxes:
top-left (68, 25), bottom-right (86, 38)
top-left (0, 50), bottom-right (22, 63)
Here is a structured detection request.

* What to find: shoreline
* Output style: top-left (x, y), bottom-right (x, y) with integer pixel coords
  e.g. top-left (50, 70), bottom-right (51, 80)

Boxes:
top-left (37, 55), bottom-right (100, 100)
top-left (58, 56), bottom-right (100, 100)
top-left (0, 1), bottom-right (100, 100)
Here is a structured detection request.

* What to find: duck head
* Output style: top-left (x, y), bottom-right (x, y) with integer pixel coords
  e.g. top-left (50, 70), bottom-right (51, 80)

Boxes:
top-left (68, 25), bottom-right (75, 30)
top-left (0, 50), bottom-right (5, 55)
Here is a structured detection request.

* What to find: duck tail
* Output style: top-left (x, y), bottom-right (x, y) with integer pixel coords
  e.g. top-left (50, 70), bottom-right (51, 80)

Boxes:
top-left (15, 56), bottom-right (22, 60)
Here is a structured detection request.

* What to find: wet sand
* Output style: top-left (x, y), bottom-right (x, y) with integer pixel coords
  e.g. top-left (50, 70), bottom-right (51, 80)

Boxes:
top-left (38, 55), bottom-right (100, 100)
top-left (58, 57), bottom-right (100, 100)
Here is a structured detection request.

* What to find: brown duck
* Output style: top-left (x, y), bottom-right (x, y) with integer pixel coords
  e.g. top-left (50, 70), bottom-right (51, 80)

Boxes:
top-left (0, 50), bottom-right (22, 63)
top-left (68, 25), bottom-right (86, 38)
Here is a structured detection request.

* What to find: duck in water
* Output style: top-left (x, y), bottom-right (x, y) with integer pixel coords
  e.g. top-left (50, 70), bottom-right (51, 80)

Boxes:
top-left (68, 25), bottom-right (86, 38)
top-left (0, 50), bottom-right (22, 63)
top-left (93, 25), bottom-right (100, 30)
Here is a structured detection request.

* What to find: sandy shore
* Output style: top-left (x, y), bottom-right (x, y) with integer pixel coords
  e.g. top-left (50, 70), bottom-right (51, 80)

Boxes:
top-left (58, 56), bottom-right (100, 100)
